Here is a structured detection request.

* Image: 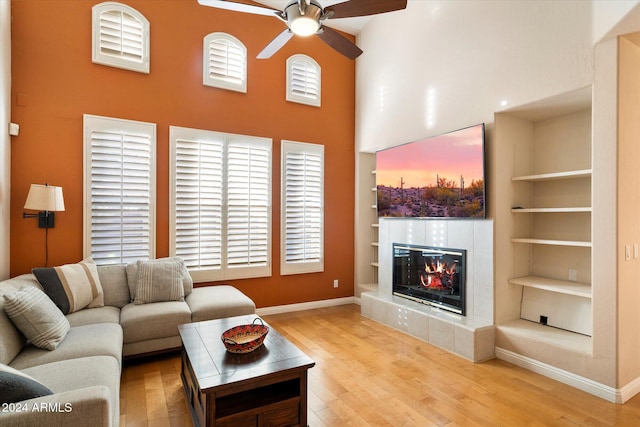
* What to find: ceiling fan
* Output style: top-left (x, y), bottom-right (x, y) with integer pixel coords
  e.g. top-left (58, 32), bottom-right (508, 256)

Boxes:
top-left (197, 0), bottom-right (408, 59)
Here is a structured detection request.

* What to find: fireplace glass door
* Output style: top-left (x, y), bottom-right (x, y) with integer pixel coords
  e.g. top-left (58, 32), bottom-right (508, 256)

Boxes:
top-left (392, 243), bottom-right (466, 315)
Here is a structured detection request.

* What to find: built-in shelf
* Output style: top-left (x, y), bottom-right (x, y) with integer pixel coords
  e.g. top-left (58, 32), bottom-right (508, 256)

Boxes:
top-left (370, 166), bottom-right (379, 269)
top-left (357, 157), bottom-right (378, 299)
top-left (511, 207), bottom-right (592, 213)
top-left (511, 169), bottom-right (592, 182)
top-left (496, 87), bottom-right (595, 381)
top-left (509, 275), bottom-right (591, 298)
top-left (511, 237), bottom-right (592, 247)
top-left (497, 319), bottom-right (592, 355)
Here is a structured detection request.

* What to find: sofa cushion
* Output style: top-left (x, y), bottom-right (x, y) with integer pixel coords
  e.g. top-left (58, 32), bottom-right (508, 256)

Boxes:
top-left (0, 274), bottom-right (37, 364)
top-left (97, 265), bottom-right (130, 308)
top-left (66, 306), bottom-right (121, 327)
top-left (126, 257), bottom-right (193, 301)
top-left (22, 355), bottom-right (120, 426)
top-left (33, 258), bottom-right (104, 314)
top-left (120, 301), bottom-right (191, 344)
top-left (0, 363), bottom-right (53, 404)
top-left (123, 336), bottom-right (182, 358)
top-left (134, 259), bottom-right (184, 304)
top-left (9, 323), bottom-right (123, 370)
top-left (3, 286), bottom-right (70, 350)
top-left (186, 285), bottom-right (256, 322)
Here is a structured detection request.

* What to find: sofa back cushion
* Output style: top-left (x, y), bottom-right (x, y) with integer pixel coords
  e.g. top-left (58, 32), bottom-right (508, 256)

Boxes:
top-left (0, 275), bottom-right (39, 364)
top-left (96, 265), bottom-right (131, 308)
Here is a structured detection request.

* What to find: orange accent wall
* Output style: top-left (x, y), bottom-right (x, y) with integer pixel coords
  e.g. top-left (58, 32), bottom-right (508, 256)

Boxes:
top-left (10, 0), bottom-right (355, 308)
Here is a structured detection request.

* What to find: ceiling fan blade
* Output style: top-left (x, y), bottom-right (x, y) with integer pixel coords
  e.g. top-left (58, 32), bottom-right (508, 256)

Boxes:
top-left (325, 0), bottom-right (407, 19)
top-left (257, 28), bottom-right (294, 59)
top-left (316, 26), bottom-right (363, 60)
top-left (197, 0), bottom-right (281, 18)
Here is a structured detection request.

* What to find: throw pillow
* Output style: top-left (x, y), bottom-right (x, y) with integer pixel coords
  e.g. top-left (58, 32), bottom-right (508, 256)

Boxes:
top-left (3, 286), bottom-right (70, 350)
top-left (33, 258), bottom-right (104, 314)
top-left (126, 256), bottom-right (192, 301)
top-left (0, 363), bottom-right (53, 404)
top-left (134, 259), bottom-right (185, 305)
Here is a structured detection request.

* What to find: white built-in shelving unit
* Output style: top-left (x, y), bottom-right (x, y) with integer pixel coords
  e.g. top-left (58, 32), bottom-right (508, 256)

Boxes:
top-left (495, 86), bottom-right (594, 349)
top-left (355, 152), bottom-right (378, 297)
top-left (369, 170), bottom-right (379, 272)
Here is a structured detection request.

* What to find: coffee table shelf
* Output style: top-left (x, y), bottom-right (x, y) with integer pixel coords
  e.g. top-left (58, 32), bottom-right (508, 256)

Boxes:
top-left (215, 378), bottom-right (300, 425)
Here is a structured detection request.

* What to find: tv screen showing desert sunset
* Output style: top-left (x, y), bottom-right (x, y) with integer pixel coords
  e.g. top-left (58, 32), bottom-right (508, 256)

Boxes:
top-left (376, 124), bottom-right (485, 218)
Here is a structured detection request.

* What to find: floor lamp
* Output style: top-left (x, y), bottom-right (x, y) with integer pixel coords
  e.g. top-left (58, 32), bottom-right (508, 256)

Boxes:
top-left (23, 183), bottom-right (65, 267)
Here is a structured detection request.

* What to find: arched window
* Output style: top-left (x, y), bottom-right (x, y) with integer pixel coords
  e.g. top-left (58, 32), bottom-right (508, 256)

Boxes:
top-left (286, 54), bottom-right (321, 107)
top-left (92, 2), bottom-right (150, 73)
top-left (203, 33), bottom-right (247, 93)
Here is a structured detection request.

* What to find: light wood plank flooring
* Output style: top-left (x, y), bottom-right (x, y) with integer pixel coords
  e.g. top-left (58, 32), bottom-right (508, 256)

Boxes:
top-left (120, 304), bottom-right (640, 426)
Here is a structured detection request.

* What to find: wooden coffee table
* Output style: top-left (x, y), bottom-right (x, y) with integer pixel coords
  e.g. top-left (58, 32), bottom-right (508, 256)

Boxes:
top-left (178, 315), bottom-right (315, 427)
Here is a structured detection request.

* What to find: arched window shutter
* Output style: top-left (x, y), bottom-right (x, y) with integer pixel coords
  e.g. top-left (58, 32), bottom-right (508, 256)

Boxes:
top-left (92, 2), bottom-right (150, 73)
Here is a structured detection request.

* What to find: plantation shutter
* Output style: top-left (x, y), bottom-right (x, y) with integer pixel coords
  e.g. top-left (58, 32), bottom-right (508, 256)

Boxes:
top-left (169, 127), bottom-right (272, 282)
top-left (281, 141), bottom-right (324, 275)
top-left (173, 133), bottom-right (224, 276)
top-left (84, 115), bottom-right (156, 265)
top-left (226, 140), bottom-right (271, 275)
top-left (287, 55), bottom-right (321, 107)
top-left (203, 33), bottom-right (247, 93)
top-left (92, 3), bottom-right (150, 73)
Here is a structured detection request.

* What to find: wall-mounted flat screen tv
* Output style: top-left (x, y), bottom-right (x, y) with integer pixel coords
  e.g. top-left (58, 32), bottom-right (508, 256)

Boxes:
top-left (376, 123), bottom-right (485, 218)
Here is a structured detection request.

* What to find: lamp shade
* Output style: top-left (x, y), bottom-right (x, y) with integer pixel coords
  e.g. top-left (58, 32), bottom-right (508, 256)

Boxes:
top-left (24, 184), bottom-right (65, 212)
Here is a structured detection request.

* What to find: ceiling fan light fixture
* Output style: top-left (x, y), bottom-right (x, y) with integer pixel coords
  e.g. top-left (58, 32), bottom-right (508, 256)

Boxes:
top-left (290, 16), bottom-right (320, 36)
top-left (286, 0), bottom-right (322, 37)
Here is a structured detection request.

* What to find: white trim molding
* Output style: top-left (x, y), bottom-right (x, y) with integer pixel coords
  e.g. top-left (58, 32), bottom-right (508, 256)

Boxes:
top-left (256, 297), bottom-right (355, 316)
top-left (495, 347), bottom-right (638, 404)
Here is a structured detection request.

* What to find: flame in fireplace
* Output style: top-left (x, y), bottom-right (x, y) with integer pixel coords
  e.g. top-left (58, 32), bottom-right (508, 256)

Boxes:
top-left (420, 259), bottom-right (458, 290)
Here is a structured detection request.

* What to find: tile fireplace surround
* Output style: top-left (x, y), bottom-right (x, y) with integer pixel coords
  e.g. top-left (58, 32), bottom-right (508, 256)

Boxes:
top-left (361, 219), bottom-right (495, 362)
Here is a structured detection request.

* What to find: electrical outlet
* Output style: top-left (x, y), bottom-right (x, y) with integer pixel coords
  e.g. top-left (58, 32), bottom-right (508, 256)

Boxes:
top-left (568, 269), bottom-right (577, 282)
top-left (333, 279), bottom-right (339, 288)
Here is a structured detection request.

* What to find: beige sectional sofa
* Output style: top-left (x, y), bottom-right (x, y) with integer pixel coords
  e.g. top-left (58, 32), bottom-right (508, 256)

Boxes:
top-left (0, 259), bottom-right (256, 427)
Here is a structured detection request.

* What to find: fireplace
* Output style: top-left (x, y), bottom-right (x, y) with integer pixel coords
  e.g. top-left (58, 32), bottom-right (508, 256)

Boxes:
top-left (392, 243), bottom-right (466, 315)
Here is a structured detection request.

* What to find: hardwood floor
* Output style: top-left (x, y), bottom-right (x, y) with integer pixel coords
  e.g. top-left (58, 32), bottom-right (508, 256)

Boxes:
top-left (120, 304), bottom-right (640, 426)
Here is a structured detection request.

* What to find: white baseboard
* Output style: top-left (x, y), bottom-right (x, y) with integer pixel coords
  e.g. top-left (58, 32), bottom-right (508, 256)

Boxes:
top-left (619, 375), bottom-right (640, 403)
top-left (495, 347), bottom-right (638, 403)
top-left (256, 296), bottom-right (356, 316)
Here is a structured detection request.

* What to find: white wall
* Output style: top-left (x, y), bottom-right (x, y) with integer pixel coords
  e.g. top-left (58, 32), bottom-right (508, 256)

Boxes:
top-left (592, 1), bottom-right (640, 44)
top-left (355, 0), bottom-right (594, 153)
top-left (0, 0), bottom-right (10, 280)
